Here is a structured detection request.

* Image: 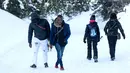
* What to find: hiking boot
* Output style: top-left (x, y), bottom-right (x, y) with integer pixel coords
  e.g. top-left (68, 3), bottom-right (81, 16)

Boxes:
top-left (30, 64), bottom-right (37, 68)
top-left (87, 57), bottom-right (91, 60)
top-left (60, 66), bottom-right (64, 70)
top-left (55, 65), bottom-right (58, 68)
top-left (111, 57), bottom-right (115, 61)
top-left (44, 63), bottom-right (48, 68)
top-left (94, 59), bottom-right (98, 63)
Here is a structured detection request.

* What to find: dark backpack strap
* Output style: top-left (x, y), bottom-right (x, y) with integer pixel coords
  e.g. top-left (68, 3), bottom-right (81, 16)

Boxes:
top-left (108, 21), bottom-right (118, 31)
top-left (88, 24), bottom-right (91, 29)
top-left (88, 24), bottom-right (95, 30)
top-left (55, 27), bottom-right (64, 36)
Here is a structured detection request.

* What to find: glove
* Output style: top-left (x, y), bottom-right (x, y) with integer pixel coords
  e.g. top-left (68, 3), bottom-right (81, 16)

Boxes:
top-left (49, 44), bottom-right (53, 49)
top-left (97, 38), bottom-right (100, 42)
top-left (83, 39), bottom-right (86, 43)
top-left (122, 32), bottom-right (125, 39)
top-left (29, 43), bottom-right (32, 48)
top-left (123, 34), bottom-right (125, 39)
top-left (97, 36), bottom-right (100, 42)
top-left (47, 44), bottom-right (53, 51)
top-left (105, 31), bottom-right (108, 35)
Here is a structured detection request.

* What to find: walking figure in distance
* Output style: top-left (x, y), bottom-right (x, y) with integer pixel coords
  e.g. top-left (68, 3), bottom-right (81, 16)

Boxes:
top-left (83, 15), bottom-right (100, 63)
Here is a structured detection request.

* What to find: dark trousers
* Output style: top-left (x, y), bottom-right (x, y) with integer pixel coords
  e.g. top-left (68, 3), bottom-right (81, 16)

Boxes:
top-left (55, 43), bottom-right (65, 67)
top-left (107, 36), bottom-right (117, 58)
top-left (87, 39), bottom-right (98, 59)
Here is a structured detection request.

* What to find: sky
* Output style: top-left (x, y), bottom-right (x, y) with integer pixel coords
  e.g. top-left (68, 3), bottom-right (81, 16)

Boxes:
top-left (0, 4), bottom-right (130, 73)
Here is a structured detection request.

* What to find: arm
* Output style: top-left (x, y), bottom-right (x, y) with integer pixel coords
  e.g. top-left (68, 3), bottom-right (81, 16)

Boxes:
top-left (83, 25), bottom-right (89, 43)
top-left (50, 24), bottom-right (55, 45)
top-left (96, 23), bottom-right (100, 42)
top-left (117, 21), bottom-right (125, 39)
top-left (45, 19), bottom-right (51, 41)
top-left (28, 23), bottom-right (33, 44)
top-left (65, 24), bottom-right (71, 41)
top-left (84, 25), bottom-right (89, 40)
top-left (104, 21), bottom-right (109, 35)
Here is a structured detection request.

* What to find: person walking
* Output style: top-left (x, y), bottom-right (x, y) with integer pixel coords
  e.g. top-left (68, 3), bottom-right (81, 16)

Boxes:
top-left (49, 15), bottom-right (71, 70)
top-left (28, 11), bottom-right (50, 68)
top-left (83, 15), bottom-right (100, 62)
top-left (104, 13), bottom-right (125, 61)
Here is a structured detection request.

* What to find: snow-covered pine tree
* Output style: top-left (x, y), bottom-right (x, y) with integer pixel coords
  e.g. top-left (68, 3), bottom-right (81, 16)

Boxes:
top-left (0, 0), bottom-right (5, 9)
top-left (92, 0), bottom-right (130, 20)
top-left (6, 0), bottom-right (23, 18)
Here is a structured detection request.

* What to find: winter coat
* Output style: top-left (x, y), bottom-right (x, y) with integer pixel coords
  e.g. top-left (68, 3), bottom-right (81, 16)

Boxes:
top-left (84, 22), bottom-right (100, 42)
top-left (28, 18), bottom-right (50, 44)
top-left (104, 19), bottom-right (125, 37)
top-left (50, 21), bottom-right (71, 46)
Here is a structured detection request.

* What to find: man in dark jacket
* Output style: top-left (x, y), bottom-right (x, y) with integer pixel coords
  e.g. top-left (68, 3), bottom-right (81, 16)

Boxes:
top-left (49, 15), bottom-right (71, 70)
top-left (83, 15), bottom-right (100, 62)
top-left (28, 11), bottom-right (50, 68)
top-left (104, 13), bottom-right (125, 61)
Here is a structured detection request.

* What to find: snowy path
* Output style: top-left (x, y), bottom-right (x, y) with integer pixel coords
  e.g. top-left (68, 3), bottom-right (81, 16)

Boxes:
top-left (0, 33), bottom-right (130, 73)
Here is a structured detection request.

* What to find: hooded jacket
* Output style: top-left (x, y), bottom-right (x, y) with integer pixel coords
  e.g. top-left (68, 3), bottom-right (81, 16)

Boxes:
top-left (50, 21), bottom-right (71, 46)
top-left (104, 19), bottom-right (125, 37)
top-left (28, 12), bottom-right (50, 44)
top-left (84, 15), bottom-right (100, 42)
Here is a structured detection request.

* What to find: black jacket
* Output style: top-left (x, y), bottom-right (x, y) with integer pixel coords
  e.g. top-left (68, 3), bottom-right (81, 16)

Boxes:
top-left (84, 22), bottom-right (100, 42)
top-left (104, 19), bottom-right (125, 37)
top-left (28, 19), bottom-right (50, 44)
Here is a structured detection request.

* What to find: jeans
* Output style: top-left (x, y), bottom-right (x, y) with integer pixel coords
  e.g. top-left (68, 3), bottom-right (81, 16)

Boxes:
top-left (33, 38), bottom-right (48, 65)
top-left (55, 43), bottom-right (65, 67)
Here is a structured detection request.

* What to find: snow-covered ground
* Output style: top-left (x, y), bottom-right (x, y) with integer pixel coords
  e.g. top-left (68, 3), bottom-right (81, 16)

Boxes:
top-left (0, 4), bottom-right (130, 73)
top-left (0, 9), bottom-right (28, 58)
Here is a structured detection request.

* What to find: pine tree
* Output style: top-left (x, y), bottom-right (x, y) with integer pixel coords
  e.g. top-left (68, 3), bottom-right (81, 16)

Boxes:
top-left (0, 0), bottom-right (5, 9)
top-left (6, 0), bottom-right (23, 18)
top-left (5, 0), bottom-right (130, 20)
top-left (92, 0), bottom-right (130, 20)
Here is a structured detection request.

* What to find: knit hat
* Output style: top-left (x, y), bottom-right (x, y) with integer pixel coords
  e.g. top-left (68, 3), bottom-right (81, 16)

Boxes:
top-left (31, 11), bottom-right (40, 20)
top-left (110, 13), bottom-right (117, 19)
top-left (90, 15), bottom-right (95, 20)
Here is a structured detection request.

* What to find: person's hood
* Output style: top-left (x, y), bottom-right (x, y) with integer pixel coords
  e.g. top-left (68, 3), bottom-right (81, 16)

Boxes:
top-left (31, 11), bottom-right (40, 21)
top-left (54, 20), bottom-right (65, 27)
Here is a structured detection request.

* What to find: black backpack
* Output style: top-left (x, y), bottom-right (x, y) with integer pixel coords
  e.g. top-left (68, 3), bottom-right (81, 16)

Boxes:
top-left (88, 24), bottom-right (97, 37)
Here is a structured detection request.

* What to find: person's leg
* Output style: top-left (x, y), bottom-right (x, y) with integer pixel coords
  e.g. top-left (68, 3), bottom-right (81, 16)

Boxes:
top-left (93, 41), bottom-right (98, 58)
top-left (55, 43), bottom-right (61, 68)
top-left (111, 36), bottom-right (117, 60)
top-left (41, 39), bottom-right (49, 68)
top-left (107, 36), bottom-right (117, 60)
top-left (93, 40), bottom-right (98, 62)
top-left (107, 36), bottom-right (113, 58)
top-left (59, 46), bottom-right (65, 69)
top-left (87, 40), bottom-right (92, 60)
top-left (31, 38), bottom-right (40, 68)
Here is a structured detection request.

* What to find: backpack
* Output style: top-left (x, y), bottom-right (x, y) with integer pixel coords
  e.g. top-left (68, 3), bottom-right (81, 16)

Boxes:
top-left (88, 24), bottom-right (97, 37)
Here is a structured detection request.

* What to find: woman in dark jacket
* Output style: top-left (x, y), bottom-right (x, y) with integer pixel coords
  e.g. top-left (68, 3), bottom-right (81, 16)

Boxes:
top-left (104, 13), bottom-right (125, 61)
top-left (83, 15), bottom-right (100, 62)
top-left (49, 15), bottom-right (71, 70)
